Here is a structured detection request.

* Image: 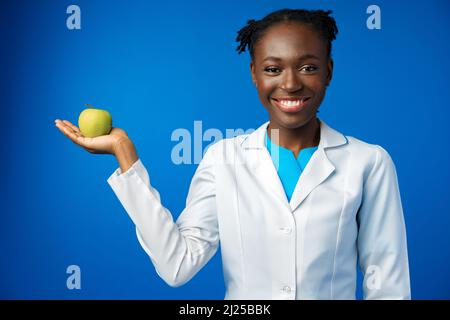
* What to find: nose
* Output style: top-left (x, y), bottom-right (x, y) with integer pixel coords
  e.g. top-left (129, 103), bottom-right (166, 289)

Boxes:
top-left (280, 68), bottom-right (303, 92)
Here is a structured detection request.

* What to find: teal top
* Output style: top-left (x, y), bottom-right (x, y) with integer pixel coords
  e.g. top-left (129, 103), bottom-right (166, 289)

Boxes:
top-left (265, 132), bottom-right (318, 202)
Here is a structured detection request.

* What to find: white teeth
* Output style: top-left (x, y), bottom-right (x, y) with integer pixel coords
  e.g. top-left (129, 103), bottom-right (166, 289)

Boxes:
top-left (280, 100), bottom-right (300, 107)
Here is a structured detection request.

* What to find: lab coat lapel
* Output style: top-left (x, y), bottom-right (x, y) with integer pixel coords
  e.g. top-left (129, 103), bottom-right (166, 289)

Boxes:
top-left (254, 150), bottom-right (290, 207)
top-left (289, 120), bottom-right (348, 212)
top-left (289, 148), bottom-right (334, 212)
top-left (240, 119), bottom-right (348, 213)
top-left (241, 122), bottom-right (290, 209)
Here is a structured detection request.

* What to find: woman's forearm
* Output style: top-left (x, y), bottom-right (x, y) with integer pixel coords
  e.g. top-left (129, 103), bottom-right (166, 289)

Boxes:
top-left (113, 137), bottom-right (139, 174)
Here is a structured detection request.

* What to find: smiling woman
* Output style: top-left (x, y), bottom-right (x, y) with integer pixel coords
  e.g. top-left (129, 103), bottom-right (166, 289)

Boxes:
top-left (55, 8), bottom-right (410, 300)
top-left (237, 9), bottom-right (337, 155)
top-left (230, 9), bottom-right (409, 299)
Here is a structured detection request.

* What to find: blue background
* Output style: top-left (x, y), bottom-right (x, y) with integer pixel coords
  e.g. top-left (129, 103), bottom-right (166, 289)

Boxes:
top-left (1, 0), bottom-right (449, 299)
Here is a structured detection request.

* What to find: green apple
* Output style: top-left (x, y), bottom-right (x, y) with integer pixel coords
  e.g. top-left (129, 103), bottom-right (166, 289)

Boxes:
top-left (78, 108), bottom-right (112, 138)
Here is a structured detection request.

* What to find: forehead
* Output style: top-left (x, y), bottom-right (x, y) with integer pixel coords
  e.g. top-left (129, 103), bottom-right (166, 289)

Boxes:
top-left (254, 21), bottom-right (327, 62)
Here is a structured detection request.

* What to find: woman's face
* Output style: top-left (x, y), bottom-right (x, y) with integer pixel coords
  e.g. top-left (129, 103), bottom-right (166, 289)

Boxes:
top-left (251, 21), bottom-right (333, 129)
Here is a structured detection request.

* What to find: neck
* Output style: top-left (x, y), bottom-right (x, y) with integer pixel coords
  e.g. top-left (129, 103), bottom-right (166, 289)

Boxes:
top-left (267, 117), bottom-right (320, 158)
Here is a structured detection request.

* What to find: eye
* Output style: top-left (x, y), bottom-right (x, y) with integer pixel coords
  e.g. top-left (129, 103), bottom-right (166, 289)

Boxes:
top-left (264, 67), bottom-right (281, 74)
top-left (300, 65), bottom-right (318, 73)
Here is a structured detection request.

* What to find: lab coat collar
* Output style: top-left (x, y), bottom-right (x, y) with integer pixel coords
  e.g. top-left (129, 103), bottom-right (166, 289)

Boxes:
top-left (240, 118), bottom-right (348, 212)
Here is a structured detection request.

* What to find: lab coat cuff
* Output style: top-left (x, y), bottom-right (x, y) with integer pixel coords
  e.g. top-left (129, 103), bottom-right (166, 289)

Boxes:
top-left (107, 158), bottom-right (144, 182)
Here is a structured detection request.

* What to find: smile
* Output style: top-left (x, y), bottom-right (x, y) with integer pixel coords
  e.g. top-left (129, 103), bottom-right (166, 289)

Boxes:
top-left (271, 97), bottom-right (311, 113)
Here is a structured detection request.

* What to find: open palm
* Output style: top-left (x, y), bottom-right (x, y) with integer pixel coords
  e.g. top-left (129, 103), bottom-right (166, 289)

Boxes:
top-left (55, 119), bottom-right (129, 155)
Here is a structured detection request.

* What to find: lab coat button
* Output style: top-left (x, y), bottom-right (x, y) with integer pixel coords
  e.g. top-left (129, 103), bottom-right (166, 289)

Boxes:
top-left (280, 227), bottom-right (292, 234)
top-left (282, 286), bottom-right (292, 293)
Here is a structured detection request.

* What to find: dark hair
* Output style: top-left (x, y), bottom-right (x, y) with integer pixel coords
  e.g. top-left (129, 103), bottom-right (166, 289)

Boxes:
top-left (236, 9), bottom-right (338, 60)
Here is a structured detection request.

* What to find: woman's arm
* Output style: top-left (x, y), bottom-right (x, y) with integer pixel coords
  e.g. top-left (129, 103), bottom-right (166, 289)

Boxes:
top-left (55, 119), bottom-right (219, 287)
top-left (107, 142), bottom-right (219, 287)
top-left (357, 145), bottom-right (411, 300)
top-left (113, 137), bottom-right (139, 173)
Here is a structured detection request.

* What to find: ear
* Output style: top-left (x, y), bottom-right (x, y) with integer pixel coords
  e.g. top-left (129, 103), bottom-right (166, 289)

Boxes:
top-left (326, 58), bottom-right (334, 86)
top-left (250, 60), bottom-right (257, 87)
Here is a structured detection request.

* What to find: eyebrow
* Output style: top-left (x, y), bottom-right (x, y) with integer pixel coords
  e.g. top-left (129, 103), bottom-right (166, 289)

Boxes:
top-left (262, 54), bottom-right (320, 62)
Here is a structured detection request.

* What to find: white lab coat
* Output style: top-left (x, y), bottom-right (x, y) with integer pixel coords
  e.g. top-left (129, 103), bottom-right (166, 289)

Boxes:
top-left (107, 119), bottom-right (410, 300)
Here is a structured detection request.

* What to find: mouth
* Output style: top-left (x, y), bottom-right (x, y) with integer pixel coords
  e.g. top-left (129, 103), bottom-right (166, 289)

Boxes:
top-left (271, 97), bottom-right (311, 113)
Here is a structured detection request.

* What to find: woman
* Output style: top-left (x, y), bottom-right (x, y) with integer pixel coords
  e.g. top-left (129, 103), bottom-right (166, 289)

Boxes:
top-left (55, 9), bottom-right (410, 299)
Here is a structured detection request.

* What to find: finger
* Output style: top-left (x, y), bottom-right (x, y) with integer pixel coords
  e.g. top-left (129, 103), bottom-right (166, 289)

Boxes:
top-left (55, 122), bottom-right (84, 146)
top-left (60, 120), bottom-right (80, 137)
top-left (55, 121), bottom-right (76, 140)
top-left (62, 120), bottom-right (82, 135)
top-left (59, 120), bottom-right (81, 138)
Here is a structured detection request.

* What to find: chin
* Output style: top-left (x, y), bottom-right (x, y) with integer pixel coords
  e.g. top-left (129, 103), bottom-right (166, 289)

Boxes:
top-left (272, 109), bottom-right (317, 130)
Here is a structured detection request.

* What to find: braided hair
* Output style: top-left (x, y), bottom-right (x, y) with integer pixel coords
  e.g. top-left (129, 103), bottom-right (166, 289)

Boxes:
top-left (236, 9), bottom-right (338, 61)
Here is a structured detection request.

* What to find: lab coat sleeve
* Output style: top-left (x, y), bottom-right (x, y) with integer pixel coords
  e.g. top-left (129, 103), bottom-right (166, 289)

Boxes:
top-left (356, 145), bottom-right (411, 299)
top-left (107, 147), bottom-right (219, 287)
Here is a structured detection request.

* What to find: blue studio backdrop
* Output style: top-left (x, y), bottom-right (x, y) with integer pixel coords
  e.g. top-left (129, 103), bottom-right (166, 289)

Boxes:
top-left (1, 0), bottom-right (449, 299)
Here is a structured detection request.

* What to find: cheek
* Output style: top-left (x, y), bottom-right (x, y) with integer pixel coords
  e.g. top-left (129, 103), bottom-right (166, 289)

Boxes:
top-left (257, 89), bottom-right (271, 109)
top-left (303, 74), bottom-right (327, 89)
top-left (256, 79), bottom-right (277, 99)
top-left (304, 80), bottom-right (328, 104)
